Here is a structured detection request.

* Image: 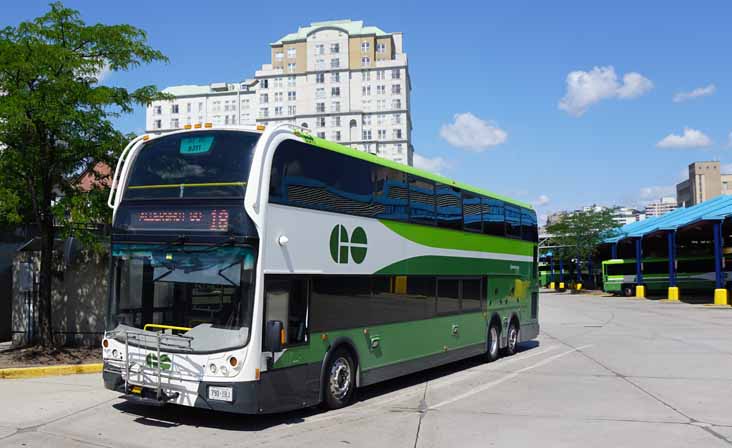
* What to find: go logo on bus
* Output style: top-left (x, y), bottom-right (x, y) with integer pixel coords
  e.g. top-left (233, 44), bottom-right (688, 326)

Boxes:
top-left (145, 353), bottom-right (172, 371)
top-left (329, 224), bottom-right (367, 264)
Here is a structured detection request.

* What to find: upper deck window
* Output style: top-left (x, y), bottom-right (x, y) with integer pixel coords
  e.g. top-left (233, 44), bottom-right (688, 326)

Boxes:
top-left (124, 131), bottom-right (259, 200)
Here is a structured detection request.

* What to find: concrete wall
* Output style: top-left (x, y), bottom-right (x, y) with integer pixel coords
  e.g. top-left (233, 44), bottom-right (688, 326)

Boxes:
top-left (11, 250), bottom-right (108, 347)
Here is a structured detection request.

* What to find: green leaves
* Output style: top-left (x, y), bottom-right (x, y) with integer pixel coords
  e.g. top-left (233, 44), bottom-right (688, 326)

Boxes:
top-left (546, 208), bottom-right (620, 261)
top-left (0, 1), bottom-right (168, 233)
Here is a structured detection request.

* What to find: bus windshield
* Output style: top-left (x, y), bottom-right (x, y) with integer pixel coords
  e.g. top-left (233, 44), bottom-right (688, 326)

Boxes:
top-left (124, 130), bottom-right (259, 200)
top-left (108, 244), bottom-right (256, 352)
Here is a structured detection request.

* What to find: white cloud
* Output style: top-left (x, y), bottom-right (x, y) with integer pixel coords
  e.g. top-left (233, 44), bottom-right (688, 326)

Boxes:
top-left (439, 113), bottom-right (508, 151)
top-left (534, 194), bottom-right (551, 206)
top-left (617, 72), bottom-right (655, 99)
top-left (673, 84), bottom-right (716, 103)
top-left (413, 153), bottom-right (450, 174)
top-left (558, 66), bottom-right (653, 116)
top-left (656, 127), bottom-right (712, 149)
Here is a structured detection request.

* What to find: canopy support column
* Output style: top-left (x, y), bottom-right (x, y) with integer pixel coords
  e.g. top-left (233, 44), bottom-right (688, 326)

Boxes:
top-left (635, 238), bottom-right (645, 298)
top-left (668, 231), bottom-right (677, 287)
top-left (667, 231), bottom-right (679, 301)
top-left (550, 258), bottom-right (555, 282)
top-left (559, 259), bottom-right (565, 289)
top-left (713, 221), bottom-right (728, 305)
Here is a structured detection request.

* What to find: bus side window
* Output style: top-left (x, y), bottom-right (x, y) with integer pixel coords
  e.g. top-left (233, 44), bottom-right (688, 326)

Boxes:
top-left (264, 278), bottom-right (309, 346)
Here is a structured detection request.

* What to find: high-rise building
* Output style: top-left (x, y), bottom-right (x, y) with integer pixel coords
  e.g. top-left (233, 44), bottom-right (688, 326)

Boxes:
top-left (676, 161), bottom-right (732, 207)
top-left (146, 20), bottom-right (413, 165)
top-left (644, 197), bottom-right (678, 217)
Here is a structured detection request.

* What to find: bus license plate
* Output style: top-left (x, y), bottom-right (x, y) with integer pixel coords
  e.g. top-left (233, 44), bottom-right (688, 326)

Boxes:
top-left (208, 386), bottom-right (233, 402)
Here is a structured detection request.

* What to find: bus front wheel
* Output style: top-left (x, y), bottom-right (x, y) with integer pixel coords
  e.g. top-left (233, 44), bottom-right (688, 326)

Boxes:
top-left (323, 348), bottom-right (356, 410)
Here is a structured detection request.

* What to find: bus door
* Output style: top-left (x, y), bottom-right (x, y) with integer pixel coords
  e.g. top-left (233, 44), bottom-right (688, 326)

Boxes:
top-left (263, 278), bottom-right (319, 407)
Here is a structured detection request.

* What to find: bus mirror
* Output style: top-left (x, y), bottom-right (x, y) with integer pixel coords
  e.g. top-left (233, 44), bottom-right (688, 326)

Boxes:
top-left (265, 320), bottom-right (284, 352)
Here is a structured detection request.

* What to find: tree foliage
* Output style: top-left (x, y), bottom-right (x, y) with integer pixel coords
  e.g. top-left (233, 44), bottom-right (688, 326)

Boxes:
top-left (0, 2), bottom-right (168, 345)
top-left (546, 208), bottom-right (620, 262)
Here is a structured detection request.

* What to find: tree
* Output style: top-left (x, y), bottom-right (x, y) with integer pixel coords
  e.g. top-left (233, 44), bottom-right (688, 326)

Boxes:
top-left (545, 208), bottom-right (620, 278)
top-left (0, 2), bottom-right (168, 346)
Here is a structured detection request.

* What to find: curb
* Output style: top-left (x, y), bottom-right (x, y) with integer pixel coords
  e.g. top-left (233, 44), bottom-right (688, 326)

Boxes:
top-left (0, 363), bottom-right (103, 379)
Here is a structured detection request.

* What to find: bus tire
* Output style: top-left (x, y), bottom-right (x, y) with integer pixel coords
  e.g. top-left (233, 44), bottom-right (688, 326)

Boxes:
top-left (484, 322), bottom-right (501, 363)
top-left (622, 285), bottom-right (634, 297)
top-left (322, 348), bottom-right (356, 410)
top-left (503, 319), bottom-right (519, 356)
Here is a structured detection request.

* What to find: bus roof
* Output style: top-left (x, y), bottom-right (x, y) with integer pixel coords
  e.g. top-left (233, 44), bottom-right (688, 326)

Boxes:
top-left (296, 131), bottom-right (533, 210)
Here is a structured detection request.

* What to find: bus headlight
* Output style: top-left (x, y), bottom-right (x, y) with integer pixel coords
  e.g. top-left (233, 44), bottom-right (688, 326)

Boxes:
top-left (209, 363), bottom-right (217, 375)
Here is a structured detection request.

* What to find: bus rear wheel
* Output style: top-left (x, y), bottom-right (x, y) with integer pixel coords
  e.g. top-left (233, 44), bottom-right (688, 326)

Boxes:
top-left (323, 348), bottom-right (356, 410)
top-left (622, 285), bottom-right (634, 297)
top-left (503, 321), bottom-right (519, 356)
top-left (484, 323), bottom-right (500, 363)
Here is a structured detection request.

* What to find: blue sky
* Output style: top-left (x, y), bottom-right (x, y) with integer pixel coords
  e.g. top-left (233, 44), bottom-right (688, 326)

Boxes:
top-left (4, 1), bottom-right (732, 222)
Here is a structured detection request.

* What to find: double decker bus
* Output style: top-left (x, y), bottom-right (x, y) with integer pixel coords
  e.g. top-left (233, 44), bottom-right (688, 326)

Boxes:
top-left (602, 256), bottom-right (727, 296)
top-left (101, 124), bottom-right (539, 414)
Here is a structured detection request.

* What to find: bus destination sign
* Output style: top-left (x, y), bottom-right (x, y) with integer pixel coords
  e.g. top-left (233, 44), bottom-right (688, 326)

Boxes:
top-left (130, 208), bottom-right (230, 231)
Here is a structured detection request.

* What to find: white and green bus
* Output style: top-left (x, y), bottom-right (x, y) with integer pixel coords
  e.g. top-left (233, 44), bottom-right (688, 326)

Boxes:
top-left (102, 124), bottom-right (539, 414)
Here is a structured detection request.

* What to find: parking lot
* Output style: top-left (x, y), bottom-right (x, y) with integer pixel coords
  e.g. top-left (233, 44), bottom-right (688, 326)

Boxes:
top-left (1, 292), bottom-right (731, 447)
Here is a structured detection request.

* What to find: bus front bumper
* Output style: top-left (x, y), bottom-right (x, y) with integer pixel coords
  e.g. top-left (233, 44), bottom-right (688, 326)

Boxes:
top-left (103, 363), bottom-right (262, 414)
top-left (103, 361), bottom-right (321, 414)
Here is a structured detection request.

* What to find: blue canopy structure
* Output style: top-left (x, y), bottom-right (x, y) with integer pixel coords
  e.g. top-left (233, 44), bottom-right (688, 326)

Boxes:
top-left (603, 195), bottom-right (732, 243)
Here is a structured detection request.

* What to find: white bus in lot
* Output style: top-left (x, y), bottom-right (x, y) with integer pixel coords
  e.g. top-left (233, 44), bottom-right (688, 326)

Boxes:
top-left (102, 124), bottom-right (539, 413)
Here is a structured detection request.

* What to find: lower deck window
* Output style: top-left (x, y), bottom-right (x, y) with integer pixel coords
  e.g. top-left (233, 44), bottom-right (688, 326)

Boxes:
top-left (265, 275), bottom-right (487, 332)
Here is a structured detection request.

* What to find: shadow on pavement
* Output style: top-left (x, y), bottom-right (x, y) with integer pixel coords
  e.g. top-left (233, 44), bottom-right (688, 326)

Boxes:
top-left (113, 340), bottom-right (541, 431)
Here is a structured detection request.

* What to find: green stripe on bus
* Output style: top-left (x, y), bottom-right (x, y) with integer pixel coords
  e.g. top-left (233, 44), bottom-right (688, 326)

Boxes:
top-left (379, 220), bottom-right (534, 257)
top-left (376, 255), bottom-right (531, 276)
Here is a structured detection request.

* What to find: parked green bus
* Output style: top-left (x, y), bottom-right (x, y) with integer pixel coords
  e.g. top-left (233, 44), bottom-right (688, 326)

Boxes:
top-left (602, 256), bottom-right (726, 296)
top-left (102, 123), bottom-right (539, 414)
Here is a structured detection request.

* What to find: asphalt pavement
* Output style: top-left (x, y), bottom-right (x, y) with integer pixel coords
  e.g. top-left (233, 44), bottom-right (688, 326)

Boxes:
top-left (1, 291), bottom-right (731, 447)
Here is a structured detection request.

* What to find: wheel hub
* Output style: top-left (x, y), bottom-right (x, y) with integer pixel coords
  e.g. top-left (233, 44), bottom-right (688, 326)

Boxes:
top-left (329, 357), bottom-right (351, 400)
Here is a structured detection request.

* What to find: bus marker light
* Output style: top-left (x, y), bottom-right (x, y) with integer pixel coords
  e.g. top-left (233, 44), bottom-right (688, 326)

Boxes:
top-left (229, 356), bottom-right (238, 367)
top-left (102, 339), bottom-right (109, 348)
top-left (256, 125), bottom-right (266, 131)
top-left (363, 328), bottom-right (369, 335)
top-left (204, 122), bottom-right (213, 128)
top-left (184, 124), bottom-right (192, 129)
top-left (280, 329), bottom-right (286, 345)
top-left (194, 123), bottom-right (202, 129)
top-left (142, 135), bottom-right (150, 141)
top-left (321, 333), bottom-right (328, 341)
top-left (255, 368), bottom-right (260, 380)
top-left (131, 386), bottom-right (142, 394)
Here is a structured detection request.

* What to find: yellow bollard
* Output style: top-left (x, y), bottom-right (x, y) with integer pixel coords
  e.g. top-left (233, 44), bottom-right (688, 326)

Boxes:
top-left (714, 289), bottom-right (728, 306)
top-left (549, 282), bottom-right (555, 289)
top-left (635, 285), bottom-right (645, 298)
top-left (559, 282), bottom-right (565, 290)
top-left (576, 283), bottom-right (582, 291)
top-left (668, 286), bottom-right (679, 301)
